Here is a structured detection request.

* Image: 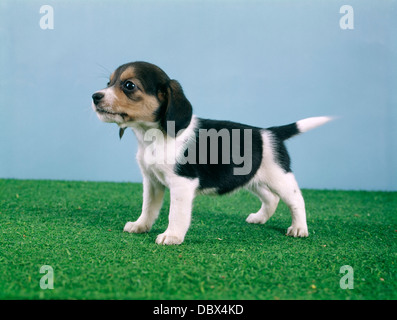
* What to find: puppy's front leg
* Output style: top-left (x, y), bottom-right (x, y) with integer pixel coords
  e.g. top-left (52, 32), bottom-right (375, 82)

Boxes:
top-left (156, 179), bottom-right (197, 245)
top-left (124, 177), bottom-right (165, 234)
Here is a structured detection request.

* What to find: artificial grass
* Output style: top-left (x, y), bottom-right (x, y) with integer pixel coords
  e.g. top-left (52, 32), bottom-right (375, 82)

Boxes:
top-left (0, 179), bottom-right (395, 300)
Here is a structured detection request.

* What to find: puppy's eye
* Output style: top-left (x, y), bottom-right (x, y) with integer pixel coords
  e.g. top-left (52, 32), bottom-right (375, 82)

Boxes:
top-left (123, 81), bottom-right (136, 91)
top-left (107, 81), bottom-right (110, 87)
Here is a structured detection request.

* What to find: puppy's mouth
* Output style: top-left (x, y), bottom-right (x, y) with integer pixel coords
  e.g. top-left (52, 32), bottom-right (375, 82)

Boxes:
top-left (95, 106), bottom-right (128, 118)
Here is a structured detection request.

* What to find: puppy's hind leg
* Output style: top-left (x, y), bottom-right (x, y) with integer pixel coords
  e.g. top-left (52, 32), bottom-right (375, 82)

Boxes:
top-left (246, 185), bottom-right (280, 225)
top-left (269, 172), bottom-right (309, 237)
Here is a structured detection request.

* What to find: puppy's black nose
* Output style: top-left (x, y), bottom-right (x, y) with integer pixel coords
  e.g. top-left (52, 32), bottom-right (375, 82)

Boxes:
top-left (92, 92), bottom-right (104, 105)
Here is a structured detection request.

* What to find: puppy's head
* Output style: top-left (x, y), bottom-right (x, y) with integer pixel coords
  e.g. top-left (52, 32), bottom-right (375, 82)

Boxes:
top-left (92, 61), bottom-right (192, 136)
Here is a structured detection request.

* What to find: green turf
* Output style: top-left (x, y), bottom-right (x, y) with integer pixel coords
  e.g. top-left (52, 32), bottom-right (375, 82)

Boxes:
top-left (0, 179), bottom-right (396, 300)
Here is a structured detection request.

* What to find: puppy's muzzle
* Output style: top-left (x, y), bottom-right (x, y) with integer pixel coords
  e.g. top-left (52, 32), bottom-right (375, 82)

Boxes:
top-left (92, 92), bottom-right (104, 105)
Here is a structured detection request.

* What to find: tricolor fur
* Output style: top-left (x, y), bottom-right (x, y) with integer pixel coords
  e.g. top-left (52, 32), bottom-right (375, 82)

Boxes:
top-left (92, 61), bottom-right (332, 245)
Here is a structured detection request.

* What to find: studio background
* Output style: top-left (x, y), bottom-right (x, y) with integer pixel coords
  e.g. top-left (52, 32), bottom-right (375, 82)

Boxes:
top-left (1, 0), bottom-right (396, 191)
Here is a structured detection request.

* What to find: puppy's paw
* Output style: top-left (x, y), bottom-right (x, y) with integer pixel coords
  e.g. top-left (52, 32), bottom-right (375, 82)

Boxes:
top-left (286, 225), bottom-right (309, 237)
top-left (123, 221), bottom-right (150, 233)
top-left (155, 232), bottom-right (184, 245)
top-left (246, 213), bottom-right (267, 224)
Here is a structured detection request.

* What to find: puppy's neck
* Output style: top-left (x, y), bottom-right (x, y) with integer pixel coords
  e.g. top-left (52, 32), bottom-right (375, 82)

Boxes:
top-left (123, 116), bottom-right (197, 149)
top-left (118, 120), bottom-right (159, 140)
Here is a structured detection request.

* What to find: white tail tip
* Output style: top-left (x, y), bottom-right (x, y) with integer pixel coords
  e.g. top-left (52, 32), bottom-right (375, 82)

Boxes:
top-left (297, 116), bottom-right (333, 133)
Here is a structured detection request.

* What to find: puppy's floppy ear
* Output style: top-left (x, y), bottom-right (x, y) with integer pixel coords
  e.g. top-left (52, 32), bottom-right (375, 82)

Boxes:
top-left (157, 80), bottom-right (192, 137)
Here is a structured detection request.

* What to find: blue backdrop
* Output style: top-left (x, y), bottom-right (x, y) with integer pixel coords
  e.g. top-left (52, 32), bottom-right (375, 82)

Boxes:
top-left (1, 0), bottom-right (396, 190)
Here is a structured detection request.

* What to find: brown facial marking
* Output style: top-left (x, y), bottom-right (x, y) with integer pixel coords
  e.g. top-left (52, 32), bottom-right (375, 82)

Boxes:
top-left (109, 71), bottom-right (115, 84)
top-left (119, 67), bottom-right (135, 83)
top-left (105, 66), bottom-right (161, 123)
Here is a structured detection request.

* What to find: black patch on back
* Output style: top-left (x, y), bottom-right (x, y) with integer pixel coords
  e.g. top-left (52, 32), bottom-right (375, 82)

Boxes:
top-left (270, 137), bottom-right (292, 173)
top-left (175, 118), bottom-right (263, 195)
top-left (267, 123), bottom-right (298, 173)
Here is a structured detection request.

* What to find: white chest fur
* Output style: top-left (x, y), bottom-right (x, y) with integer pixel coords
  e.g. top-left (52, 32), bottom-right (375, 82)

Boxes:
top-left (129, 117), bottom-right (197, 188)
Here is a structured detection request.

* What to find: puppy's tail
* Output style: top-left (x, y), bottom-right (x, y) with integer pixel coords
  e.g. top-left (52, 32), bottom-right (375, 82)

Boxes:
top-left (267, 116), bottom-right (333, 141)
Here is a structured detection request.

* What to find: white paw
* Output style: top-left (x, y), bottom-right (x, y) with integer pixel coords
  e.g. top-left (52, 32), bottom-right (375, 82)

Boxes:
top-left (286, 225), bottom-right (309, 237)
top-left (123, 221), bottom-right (150, 233)
top-left (155, 232), bottom-right (184, 245)
top-left (246, 213), bottom-right (267, 224)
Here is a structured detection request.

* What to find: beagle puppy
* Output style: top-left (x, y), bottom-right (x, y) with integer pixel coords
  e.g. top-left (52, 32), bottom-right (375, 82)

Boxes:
top-left (92, 61), bottom-right (331, 245)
